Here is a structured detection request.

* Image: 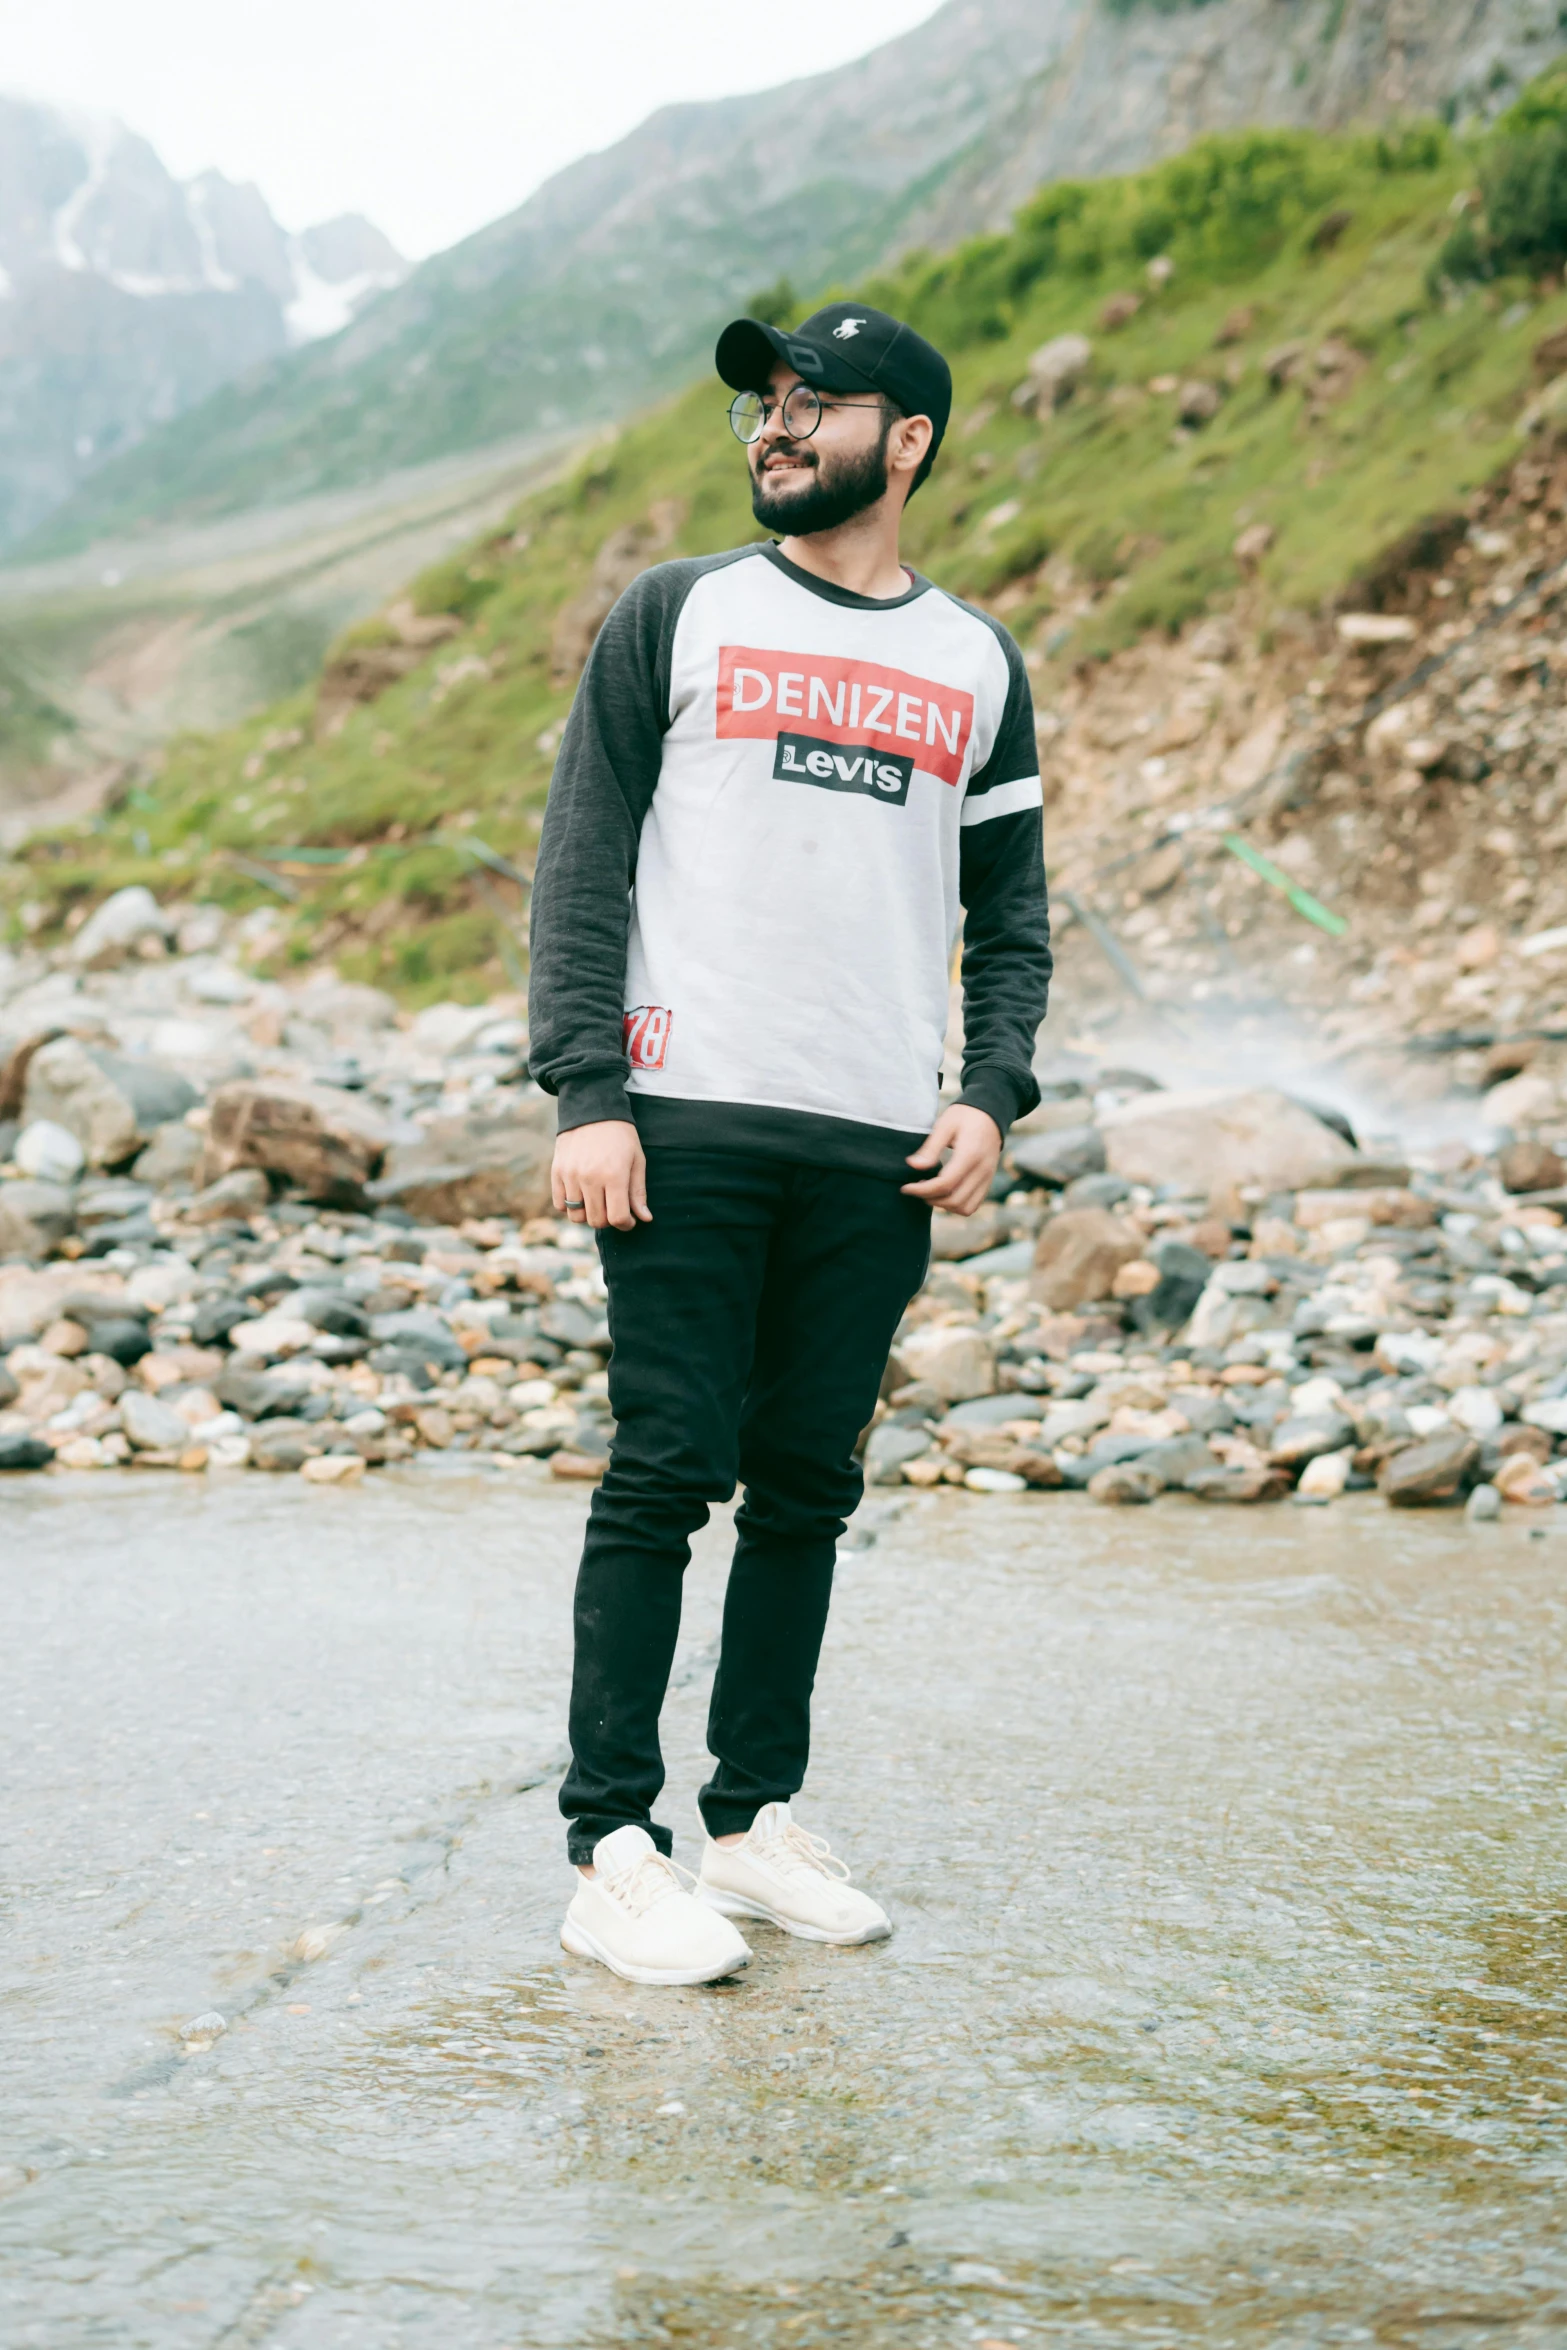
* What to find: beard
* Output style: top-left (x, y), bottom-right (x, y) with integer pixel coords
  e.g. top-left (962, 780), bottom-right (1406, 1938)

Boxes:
top-left (750, 423), bottom-right (891, 536)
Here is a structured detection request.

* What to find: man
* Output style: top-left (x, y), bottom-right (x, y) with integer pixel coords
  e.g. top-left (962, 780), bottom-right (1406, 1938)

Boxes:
top-left (528, 300), bottom-right (1050, 1986)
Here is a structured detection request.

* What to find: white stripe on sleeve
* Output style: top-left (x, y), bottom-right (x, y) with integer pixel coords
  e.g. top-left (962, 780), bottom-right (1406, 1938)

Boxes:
top-left (960, 773), bottom-right (1043, 825)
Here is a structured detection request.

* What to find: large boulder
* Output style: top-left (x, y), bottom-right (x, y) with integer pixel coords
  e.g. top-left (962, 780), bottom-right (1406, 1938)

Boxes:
top-left (1098, 1087), bottom-right (1355, 1196)
top-left (21, 1037), bottom-right (139, 1167)
top-left (202, 1078), bottom-right (390, 1203)
top-left (367, 1095), bottom-right (555, 1224)
top-left (1030, 1207), bottom-right (1143, 1310)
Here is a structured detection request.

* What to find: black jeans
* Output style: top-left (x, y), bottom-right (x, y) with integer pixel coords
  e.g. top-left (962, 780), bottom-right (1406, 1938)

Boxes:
top-left (559, 1147), bottom-right (931, 1863)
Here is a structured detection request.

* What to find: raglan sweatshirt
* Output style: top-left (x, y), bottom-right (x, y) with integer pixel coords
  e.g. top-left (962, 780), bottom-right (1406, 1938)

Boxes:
top-left (527, 540), bottom-right (1052, 1179)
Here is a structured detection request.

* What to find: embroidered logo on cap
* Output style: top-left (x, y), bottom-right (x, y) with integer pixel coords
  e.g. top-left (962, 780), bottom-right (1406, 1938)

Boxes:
top-left (833, 318), bottom-right (866, 340)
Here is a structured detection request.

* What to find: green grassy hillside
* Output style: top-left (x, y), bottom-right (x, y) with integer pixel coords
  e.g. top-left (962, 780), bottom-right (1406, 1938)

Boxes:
top-left (10, 97), bottom-right (1567, 996)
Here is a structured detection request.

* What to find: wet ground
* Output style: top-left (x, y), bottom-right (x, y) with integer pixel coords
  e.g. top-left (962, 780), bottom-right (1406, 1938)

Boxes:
top-left (3, 1471), bottom-right (1566, 2348)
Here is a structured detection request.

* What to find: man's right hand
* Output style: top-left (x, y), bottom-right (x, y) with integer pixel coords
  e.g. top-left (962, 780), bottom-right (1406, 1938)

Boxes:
top-left (551, 1121), bottom-right (651, 1231)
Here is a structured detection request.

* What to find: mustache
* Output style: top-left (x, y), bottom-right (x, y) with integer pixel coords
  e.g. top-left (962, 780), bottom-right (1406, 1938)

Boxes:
top-left (755, 439), bottom-right (817, 466)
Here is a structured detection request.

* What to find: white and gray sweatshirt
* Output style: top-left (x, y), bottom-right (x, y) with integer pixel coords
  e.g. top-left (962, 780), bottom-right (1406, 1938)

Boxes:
top-left (528, 541), bottom-right (1051, 1179)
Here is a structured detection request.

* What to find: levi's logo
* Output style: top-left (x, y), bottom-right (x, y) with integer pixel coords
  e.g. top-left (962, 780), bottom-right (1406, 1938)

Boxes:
top-left (774, 733), bottom-right (912, 805)
top-left (715, 645), bottom-right (974, 787)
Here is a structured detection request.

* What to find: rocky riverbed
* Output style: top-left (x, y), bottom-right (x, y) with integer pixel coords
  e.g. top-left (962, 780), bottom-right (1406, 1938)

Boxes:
top-left (5, 885), bottom-right (1567, 1518)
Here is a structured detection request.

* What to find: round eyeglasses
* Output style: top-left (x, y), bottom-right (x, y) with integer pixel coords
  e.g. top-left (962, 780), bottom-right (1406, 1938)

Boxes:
top-left (727, 385), bottom-right (879, 444)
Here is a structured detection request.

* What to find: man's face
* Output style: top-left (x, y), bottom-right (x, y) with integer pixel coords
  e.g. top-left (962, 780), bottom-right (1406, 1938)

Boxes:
top-left (748, 363), bottom-right (895, 537)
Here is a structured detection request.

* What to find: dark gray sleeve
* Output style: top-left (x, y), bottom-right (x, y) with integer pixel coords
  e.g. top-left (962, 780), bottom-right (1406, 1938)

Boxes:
top-left (955, 623), bottom-right (1052, 1137)
top-left (526, 563), bottom-right (693, 1130)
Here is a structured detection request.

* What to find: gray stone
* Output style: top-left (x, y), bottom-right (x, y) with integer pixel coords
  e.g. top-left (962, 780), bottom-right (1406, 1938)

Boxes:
top-left (249, 1419), bottom-right (323, 1472)
top-left (214, 1365), bottom-right (315, 1419)
top-left (943, 1393), bottom-right (1046, 1429)
top-left (865, 1423), bottom-right (934, 1483)
top-left (78, 1316), bottom-right (151, 1366)
top-left (120, 1391), bottom-right (190, 1452)
top-left (1132, 1239), bottom-right (1212, 1331)
top-left (0, 1431), bottom-right (53, 1470)
top-left (540, 1301), bottom-right (610, 1349)
top-left (22, 1038), bottom-right (140, 1168)
top-left (1465, 1482), bottom-right (1503, 1523)
top-left (1087, 1460), bottom-right (1163, 1504)
top-left (290, 1285), bottom-right (370, 1338)
top-left (366, 1306), bottom-right (465, 1372)
top-left (1380, 1428), bottom-right (1480, 1507)
top-left (1270, 1413), bottom-right (1357, 1467)
top-left (86, 1050), bottom-right (198, 1132)
top-left (1169, 1387), bottom-right (1235, 1435)
top-left (0, 1180), bottom-right (74, 1260)
top-left (75, 1181), bottom-right (154, 1226)
top-left (1060, 1171), bottom-right (1133, 1210)
top-left (366, 1346), bottom-right (436, 1387)
top-left (369, 1095), bottom-right (555, 1224)
top-left (930, 1204), bottom-right (1007, 1259)
top-left (14, 1120), bottom-right (84, 1183)
top-left (1185, 1463), bottom-right (1289, 1502)
top-left (958, 1239), bottom-right (1038, 1279)
top-left (132, 1121), bottom-right (205, 1187)
top-left (187, 1168), bottom-right (270, 1223)
top-left (1139, 1433), bottom-right (1219, 1488)
top-left (71, 885), bottom-right (169, 967)
top-left (1009, 1125), bottom-right (1106, 1187)
top-left (191, 1295), bottom-right (254, 1347)
top-left (81, 1215), bottom-right (158, 1256)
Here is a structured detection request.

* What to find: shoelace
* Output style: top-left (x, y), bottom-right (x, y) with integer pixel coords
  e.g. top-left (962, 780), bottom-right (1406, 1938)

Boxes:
top-left (604, 1850), bottom-right (697, 1917)
top-left (757, 1822), bottom-right (852, 1883)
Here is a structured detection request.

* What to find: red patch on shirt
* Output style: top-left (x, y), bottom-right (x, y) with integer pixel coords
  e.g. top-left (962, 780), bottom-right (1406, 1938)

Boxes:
top-left (715, 646), bottom-right (974, 787)
top-left (623, 1004), bottom-right (673, 1071)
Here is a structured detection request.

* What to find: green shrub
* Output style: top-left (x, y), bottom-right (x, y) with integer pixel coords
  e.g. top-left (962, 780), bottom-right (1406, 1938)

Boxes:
top-left (1434, 89), bottom-right (1567, 284)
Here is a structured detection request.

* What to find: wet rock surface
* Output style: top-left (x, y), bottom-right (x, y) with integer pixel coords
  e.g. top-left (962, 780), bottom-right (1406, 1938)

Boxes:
top-left (3, 1478), bottom-right (1564, 2345)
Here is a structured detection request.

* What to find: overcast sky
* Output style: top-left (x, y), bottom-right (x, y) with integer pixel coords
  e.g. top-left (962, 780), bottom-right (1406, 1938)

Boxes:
top-left (0, 0), bottom-right (946, 259)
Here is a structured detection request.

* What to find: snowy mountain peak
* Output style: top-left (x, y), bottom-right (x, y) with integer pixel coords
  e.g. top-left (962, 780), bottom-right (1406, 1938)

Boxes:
top-left (0, 93), bottom-right (405, 335)
top-left (0, 92), bottom-right (407, 546)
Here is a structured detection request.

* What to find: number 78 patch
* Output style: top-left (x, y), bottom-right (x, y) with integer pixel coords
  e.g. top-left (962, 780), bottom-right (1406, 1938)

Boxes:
top-left (623, 1004), bottom-right (672, 1071)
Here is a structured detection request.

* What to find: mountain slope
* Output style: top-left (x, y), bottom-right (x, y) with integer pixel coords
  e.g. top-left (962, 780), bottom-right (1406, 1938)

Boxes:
top-left (0, 95), bottom-right (404, 549)
top-left (19, 0), bottom-right (1565, 561)
top-left (14, 102), bottom-right (1567, 1000)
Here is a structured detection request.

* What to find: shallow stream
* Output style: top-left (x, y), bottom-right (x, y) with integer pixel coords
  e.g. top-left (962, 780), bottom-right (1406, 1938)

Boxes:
top-left (3, 1474), bottom-right (1565, 2345)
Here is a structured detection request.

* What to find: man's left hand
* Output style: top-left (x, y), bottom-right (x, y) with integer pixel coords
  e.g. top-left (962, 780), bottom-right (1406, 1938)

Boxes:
top-left (901, 1104), bottom-right (1003, 1215)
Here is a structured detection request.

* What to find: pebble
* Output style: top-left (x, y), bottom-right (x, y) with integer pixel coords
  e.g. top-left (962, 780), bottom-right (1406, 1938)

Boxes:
top-left (2, 930), bottom-right (1567, 1530)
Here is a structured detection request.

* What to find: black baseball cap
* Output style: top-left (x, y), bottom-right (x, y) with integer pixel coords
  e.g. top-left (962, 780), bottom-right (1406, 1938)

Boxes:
top-left (715, 300), bottom-right (952, 484)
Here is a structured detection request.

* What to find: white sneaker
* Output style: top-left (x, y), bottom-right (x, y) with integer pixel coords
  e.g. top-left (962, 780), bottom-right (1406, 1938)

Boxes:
top-left (698, 1802), bottom-right (891, 1945)
top-left (561, 1825), bottom-right (751, 1986)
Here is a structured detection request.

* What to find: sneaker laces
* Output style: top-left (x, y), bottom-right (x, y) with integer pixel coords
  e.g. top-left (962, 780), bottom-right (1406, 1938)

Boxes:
top-left (757, 1821), bottom-right (852, 1884)
top-left (603, 1849), bottom-right (696, 1917)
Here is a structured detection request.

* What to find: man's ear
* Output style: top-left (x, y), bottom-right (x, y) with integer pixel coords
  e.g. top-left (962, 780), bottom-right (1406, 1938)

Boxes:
top-left (891, 412), bottom-right (934, 482)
